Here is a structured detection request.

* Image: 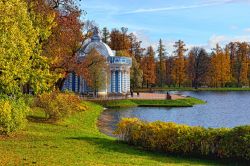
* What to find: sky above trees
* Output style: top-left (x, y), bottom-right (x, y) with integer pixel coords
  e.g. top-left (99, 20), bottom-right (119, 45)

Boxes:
top-left (82, 0), bottom-right (250, 52)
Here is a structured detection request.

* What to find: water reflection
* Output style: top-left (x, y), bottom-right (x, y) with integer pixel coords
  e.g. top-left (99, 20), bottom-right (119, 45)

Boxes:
top-left (100, 91), bottom-right (250, 135)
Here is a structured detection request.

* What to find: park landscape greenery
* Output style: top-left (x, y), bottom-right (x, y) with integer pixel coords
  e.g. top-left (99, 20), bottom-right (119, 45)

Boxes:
top-left (0, 0), bottom-right (250, 165)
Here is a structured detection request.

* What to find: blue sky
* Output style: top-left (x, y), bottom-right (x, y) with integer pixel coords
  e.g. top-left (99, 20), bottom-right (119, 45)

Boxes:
top-left (80, 0), bottom-right (250, 52)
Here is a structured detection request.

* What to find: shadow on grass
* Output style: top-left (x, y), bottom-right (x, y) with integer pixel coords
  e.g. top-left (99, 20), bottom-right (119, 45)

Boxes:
top-left (27, 116), bottom-right (55, 124)
top-left (66, 136), bottom-right (247, 166)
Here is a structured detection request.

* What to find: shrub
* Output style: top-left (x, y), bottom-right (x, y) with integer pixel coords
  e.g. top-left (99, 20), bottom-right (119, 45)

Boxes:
top-left (0, 98), bottom-right (29, 135)
top-left (115, 118), bottom-right (250, 161)
top-left (35, 91), bottom-right (87, 121)
top-left (21, 94), bottom-right (35, 107)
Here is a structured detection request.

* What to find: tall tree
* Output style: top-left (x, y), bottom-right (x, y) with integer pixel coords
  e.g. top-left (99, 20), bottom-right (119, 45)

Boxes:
top-left (187, 47), bottom-right (210, 89)
top-left (130, 57), bottom-right (143, 89)
top-left (110, 28), bottom-right (131, 57)
top-left (141, 46), bottom-right (156, 88)
top-left (128, 33), bottom-right (144, 63)
top-left (237, 42), bottom-right (249, 86)
top-left (156, 39), bottom-right (166, 87)
top-left (33, 0), bottom-right (84, 90)
top-left (165, 57), bottom-right (174, 87)
top-left (209, 44), bottom-right (231, 87)
top-left (172, 40), bottom-right (187, 87)
top-left (0, 0), bottom-right (56, 95)
top-left (102, 27), bottom-right (110, 44)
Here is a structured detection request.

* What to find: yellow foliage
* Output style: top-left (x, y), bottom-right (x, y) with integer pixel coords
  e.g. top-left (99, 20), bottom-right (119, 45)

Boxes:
top-left (115, 118), bottom-right (250, 160)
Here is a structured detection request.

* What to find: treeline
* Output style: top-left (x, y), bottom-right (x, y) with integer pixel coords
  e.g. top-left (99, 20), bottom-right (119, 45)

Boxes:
top-left (101, 27), bottom-right (250, 89)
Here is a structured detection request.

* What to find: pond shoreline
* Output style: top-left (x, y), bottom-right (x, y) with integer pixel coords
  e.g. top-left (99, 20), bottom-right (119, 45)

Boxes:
top-left (97, 96), bottom-right (206, 137)
top-left (98, 91), bottom-right (250, 131)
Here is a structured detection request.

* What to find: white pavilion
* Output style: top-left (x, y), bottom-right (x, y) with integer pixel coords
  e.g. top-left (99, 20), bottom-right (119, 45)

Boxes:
top-left (62, 27), bottom-right (132, 96)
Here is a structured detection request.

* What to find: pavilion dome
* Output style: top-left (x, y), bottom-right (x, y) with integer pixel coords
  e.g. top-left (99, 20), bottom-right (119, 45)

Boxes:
top-left (79, 27), bottom-right (114, 57)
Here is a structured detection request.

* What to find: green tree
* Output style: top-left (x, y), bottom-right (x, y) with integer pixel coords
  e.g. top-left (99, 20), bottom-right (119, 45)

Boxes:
top-left (130, 57), bottom-right (143, 89)
top-left (0, 0), bottom-right (56, 95)
top-left (102, 27), bottom-right (110, 44)
top-left (157, 39), bottom-right (166, 87)
top-left (187, 47), bottom-right (210, 89)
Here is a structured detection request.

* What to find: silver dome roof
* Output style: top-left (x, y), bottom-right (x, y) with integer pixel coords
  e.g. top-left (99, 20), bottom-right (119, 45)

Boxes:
top-left (79, 27), bottom-right (114, 57)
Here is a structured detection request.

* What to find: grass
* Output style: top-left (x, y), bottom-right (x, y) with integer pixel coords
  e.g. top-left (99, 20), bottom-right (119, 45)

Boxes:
top-left (137, 87), bottom-right (250, 92)
top-left (0, 101), bottom-right (233, 166)
top-left (94, 97), bottom-right (206, 108)
top-left (95, 99), bottom-right (138, 108)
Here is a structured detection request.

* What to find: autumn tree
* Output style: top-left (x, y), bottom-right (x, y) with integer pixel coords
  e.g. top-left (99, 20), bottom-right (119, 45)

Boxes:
top-left (110, 28), bottom-right (131, 57)
top-left (209, 44), bottom-right (231, 87)
top-left (165, 57), bottom-right (174, 87)
top-left (141, 46), bottom-right (156, 88)
top-left (128, 33), bottom-right (145, 63)
top-left (156, 39), bottom-right (166, 87)
top-left (187, 47), bottom-right (210, 88)
top-left (172, 40), bottom-right (187, 87)
top-left (30, 0), bottom-right (84, 90)
top-left (236, 42), bottom-right (249, 86)
top-left (79, 49), bottom-right (109, 97)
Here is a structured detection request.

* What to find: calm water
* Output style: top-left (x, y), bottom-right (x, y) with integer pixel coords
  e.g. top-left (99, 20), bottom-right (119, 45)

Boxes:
top-left (100, 91), bottom-right (250, 133)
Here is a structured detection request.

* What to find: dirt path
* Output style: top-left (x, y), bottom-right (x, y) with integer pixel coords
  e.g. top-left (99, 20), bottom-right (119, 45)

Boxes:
top-left (129, 93), bottom-right (185, 100)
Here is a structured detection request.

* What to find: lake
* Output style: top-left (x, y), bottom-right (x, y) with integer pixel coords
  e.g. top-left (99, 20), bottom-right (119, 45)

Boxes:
top-left (98, 91), bottom-right (250, 136)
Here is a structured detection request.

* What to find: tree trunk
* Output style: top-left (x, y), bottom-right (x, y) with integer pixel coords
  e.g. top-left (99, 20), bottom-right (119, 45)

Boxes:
top-left (56, 78), bottom-right (66, 91)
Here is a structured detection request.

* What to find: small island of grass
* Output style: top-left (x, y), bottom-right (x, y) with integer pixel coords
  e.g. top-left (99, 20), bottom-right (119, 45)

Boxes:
top-left (93, 97), bottom-right (206, 108)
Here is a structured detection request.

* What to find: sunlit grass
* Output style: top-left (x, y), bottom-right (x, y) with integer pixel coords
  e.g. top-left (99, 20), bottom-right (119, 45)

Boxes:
top-left (0, 101), bottom-right (230, 165)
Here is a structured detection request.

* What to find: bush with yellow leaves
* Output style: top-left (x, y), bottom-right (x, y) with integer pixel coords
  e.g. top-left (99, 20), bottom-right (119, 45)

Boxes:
top-left (115, 118), bottom-right (250, 161)
top-left (0, 98), bottom-right (29, 135)
top-left (35, 91), bottom-right (87, 121)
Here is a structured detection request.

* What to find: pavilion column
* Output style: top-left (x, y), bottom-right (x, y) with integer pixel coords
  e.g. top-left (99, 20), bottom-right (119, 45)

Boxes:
top-left (121, 71), bottom-right (125, 92)
top-left (75, 75), bottom-right (78, 93)
top-left (111, 70), bottom-right (116, 93)
top-left (118, 70), bottom-right (122, 93)
top-left (123, 71), bottom-right (127, 93)
top-left (69, 73), bottom-right (73, 91)
top-left (127, 70), bottom-right (130, 92)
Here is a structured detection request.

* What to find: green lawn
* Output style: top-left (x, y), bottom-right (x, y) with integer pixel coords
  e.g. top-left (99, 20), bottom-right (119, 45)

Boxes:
top-left (0, 101), bottom-right (235, 165)
top-left (94, 97), bottom-right (206, 108)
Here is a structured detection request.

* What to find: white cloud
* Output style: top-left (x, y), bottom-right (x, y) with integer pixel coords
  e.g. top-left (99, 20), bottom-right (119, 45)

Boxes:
top-left (124, 4), bottom-right (215, 14)
top-left (207, 35), bottom-right (228, 49)
top-left (123, 0), bottom-right (242, 14)
top-left (244, 28), bottom-right (250, 33)
top-left (230, 25), bottom-right (238, 30)
top-left (205, 34), bottom-right (250, 50)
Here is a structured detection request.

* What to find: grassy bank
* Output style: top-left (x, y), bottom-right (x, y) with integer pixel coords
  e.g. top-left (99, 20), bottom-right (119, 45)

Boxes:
top-left (0, 101), bottom-right (230, 165)
top-left (94, 97), bottom-right (206, 108)
top-left (137, 87), bottom-right (250, 92)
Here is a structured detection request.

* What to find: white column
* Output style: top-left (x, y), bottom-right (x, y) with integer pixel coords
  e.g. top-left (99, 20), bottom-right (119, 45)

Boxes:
top-left (127, 71), bottom-right (130, 92)
top-left (118, 70), bottom-right (122, 93)
top-left (121, 71), bottom-right (124, 92)
top-left (111, 70), bottom-right (116, 93)
top-left (122, 71), bottom-right (126, 93)
top-left (80, 77), bottom-right (84, 93)
top-left (69, 73), bottom-right (73, 91)
top-left (75, 75), bottom-right (78, 92)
